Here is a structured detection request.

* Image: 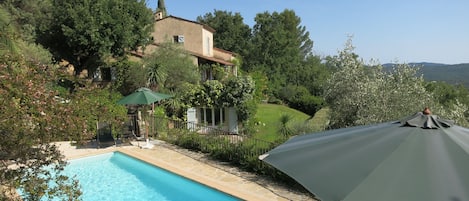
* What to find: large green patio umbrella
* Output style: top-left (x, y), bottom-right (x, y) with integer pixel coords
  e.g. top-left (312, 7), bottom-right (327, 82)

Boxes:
top-left (260, 111), bottom-right (469, 201)
top-left (117, 87), bottom-right (172, 148)
top-left (117, 87), bottom-right (172, 105)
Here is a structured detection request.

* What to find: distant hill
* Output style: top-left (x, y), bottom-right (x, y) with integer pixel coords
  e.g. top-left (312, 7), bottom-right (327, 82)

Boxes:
top-left (383, 62), bottom-right (469, 88)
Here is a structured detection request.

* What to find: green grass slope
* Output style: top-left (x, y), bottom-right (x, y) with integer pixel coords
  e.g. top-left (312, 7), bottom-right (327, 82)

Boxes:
top-left (253, 104), bottom-right (330, 142)
top-left (384, 63), bottom-right (469, 88)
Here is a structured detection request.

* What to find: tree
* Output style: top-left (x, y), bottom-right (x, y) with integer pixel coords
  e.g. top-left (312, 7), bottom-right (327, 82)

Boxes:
top-left (298, 55), bottom-right (331, 96)
top-left (426, 82), bottom-right (469, 127)
top-left (0, 5), bottom-right (16, 54)
top-left (2, 0), bottom-right (53, 42)
top-left (197, 10), bottom-right (252, 56)
top-left (276, 54), bottom-right (329, 115)
top-left (0, 46), bottom-right (82, 200)
top-left (142, 43), bottom-right (200, 118)
top-left (40, 0), bottom-right (154, 76)
top-left (178, 75), bottom-right (256, 122)
top-left (278, 84), bottom-right (324, 116)
top-left (246, 9), bottom-right (314, 96)
top-left (324, 38), bottom-right (433, 128)
top-left (1, 7), bottom-right (128, 198)
top-left (247, 9), bottom-right (312, 71)
top-left (156, 0), bottom-right (167, 17)
top-left (143, 43), bottom-right (199, 92)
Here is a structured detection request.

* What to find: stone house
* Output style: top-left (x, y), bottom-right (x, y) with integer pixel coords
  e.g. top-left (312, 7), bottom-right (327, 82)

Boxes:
top-left (133, 10), bottom-right (240, 134)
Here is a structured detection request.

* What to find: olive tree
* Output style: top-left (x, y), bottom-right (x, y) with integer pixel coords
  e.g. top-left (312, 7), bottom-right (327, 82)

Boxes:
top-left (324, 38), bottom-right (433, 128)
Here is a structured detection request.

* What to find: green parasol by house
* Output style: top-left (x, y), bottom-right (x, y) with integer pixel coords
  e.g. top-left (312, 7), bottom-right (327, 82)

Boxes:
top-left (117, 87), bottom-right (172, 148)
top-left (117, 87), bottom-right (172, 105)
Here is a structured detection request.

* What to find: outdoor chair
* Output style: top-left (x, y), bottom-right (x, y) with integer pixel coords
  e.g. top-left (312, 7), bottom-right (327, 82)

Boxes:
top-left (96, 122), bottom-right (115, 148)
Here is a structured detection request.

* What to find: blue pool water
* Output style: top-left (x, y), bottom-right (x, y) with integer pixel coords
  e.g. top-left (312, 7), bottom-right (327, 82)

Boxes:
top-left (56, 152), bottom-right (240, 201)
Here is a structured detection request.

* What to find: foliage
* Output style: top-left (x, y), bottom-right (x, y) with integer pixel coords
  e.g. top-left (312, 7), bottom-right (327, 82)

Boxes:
top-left (164, 128), bottom-right (202, 151)
top-left (246, 9), bottom-right (313, 89)
top-left (426, 82), bottom-right (469, 127)
top-left (196, 10), bottom-right (252, 56)
top-left (249, 71), bottom-right (269, 102)
top-left (253, 104), bottom-right (326, 142)
top-left (141, 43), bottom-right (199, 119)
top-left (278, 114), bottom-right (293, 138)
top-left (309, 107), bottom-right (331, 131)
top-left (278, 84), bottom-right (324, 116)
top-left (112, 59), bottom-right (146, 95)
top-left (426, 82), bottom-right (469, 109)
top-left (2, 0), bottom-right (53, 43)
top-left (1, 9), bottom-right (128, 198)
top-left (324, 38), bottom-right (434, 128)
top-left (299, 55), bottom-right (331, 96)
top-left (200, 80), bottom-right (224, 107)
top-left (199, 63), bottom-right (229, 81)
top-left (0, 48), bottom-right (81, 199)
top-left (143, 43), bottom-right (199, 91)
top-left (39, 0), bottom-right (154, 75)
top-left (178, 83), bottom-right (203, 108)
top-left (220, 76), bottom-right (255, 107)
top-left (64, 85), bottom-right (128, 142)
top-left (0, 5), bottom-right (21, 56)
top-left (235, 98), bottom-right (258, 126)
top-left (163, 121), bottom-right (301, 187)
top-left (197, 9), bottom-right (328, 117)
top-left (179, 76), bottom-right (256, 122)
top-left (416, 63), bottom-right (469, 88)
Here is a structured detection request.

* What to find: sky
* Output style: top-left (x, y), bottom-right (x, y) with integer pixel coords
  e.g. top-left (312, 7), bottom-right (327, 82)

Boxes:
top-left (147, 0), bottom-right (469, 64)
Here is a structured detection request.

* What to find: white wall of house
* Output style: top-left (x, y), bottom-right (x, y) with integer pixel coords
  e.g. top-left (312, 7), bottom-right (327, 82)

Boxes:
top-left (186, 107), bottom-right (197, 131)
top-left (188, 107), bottom-right (238, 134)
top-left (202, 29), bottom-right (213, 57)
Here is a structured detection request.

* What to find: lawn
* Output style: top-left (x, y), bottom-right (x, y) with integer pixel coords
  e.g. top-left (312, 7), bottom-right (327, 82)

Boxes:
top-left (252, 103), bottom-right (330, 142)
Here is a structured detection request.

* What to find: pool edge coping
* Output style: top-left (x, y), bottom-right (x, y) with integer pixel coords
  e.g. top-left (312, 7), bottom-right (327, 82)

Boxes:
top-left (117, 148), bottom-right (274, 201)
top-left (61, 144), bottom-right (285, 201)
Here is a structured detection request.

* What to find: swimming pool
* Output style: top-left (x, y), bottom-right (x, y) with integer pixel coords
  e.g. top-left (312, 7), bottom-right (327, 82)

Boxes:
top-left (55, 152), bottom-right (240, 201)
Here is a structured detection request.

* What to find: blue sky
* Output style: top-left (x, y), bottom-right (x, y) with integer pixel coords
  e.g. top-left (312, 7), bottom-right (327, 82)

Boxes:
top-left (147, 0), bottom-right (469, 64)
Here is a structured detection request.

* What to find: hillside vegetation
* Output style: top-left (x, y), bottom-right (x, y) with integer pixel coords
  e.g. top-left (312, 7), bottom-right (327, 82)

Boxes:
top-left (419, 63), bottom-right (469, 88)
top-left (384, 63), bottom-right (469, 88)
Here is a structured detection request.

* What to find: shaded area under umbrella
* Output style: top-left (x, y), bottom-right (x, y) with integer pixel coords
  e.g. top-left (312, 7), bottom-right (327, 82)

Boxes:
top-left (260, 110), bottom-right (469, 201)
top-left (117, 87), bottom-right (172, 148)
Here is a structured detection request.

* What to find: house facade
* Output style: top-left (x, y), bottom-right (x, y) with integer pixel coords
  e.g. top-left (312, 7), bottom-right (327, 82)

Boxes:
top-left (137, 10), bottom-right (239, 134)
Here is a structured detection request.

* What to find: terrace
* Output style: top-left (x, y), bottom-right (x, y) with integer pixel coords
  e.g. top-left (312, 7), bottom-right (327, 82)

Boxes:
top-left (55, 141), bottom-right (315, 201)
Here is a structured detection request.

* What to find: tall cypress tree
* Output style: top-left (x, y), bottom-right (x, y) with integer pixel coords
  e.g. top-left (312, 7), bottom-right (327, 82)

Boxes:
top-left (157, 0), bottom-right (167, 17)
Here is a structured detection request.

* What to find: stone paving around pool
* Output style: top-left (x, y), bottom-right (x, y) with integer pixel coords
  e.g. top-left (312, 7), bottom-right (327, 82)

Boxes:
top-left (55, 141), bottom-right (316, 201)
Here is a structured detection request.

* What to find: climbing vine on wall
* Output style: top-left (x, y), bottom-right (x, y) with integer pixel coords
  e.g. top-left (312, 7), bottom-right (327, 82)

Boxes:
top-left (179, 75), bottom-right (255, 121)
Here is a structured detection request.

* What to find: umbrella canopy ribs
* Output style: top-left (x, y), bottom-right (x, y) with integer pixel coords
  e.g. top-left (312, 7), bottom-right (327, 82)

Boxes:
top-left (260, 110), bottom-right (469, 201)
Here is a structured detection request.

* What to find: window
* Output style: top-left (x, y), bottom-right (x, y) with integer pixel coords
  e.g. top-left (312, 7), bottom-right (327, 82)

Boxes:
top-left (200, 64), bottom-right (213, 81)
top-left (214, 108), bottom-right (225, 125)
top-left (93, 67), bottom-right (112, 82)
top-left (205, 36), bottom-right (210, 55)
top-left (101, 68), bottom-right (112, 81)
top-left (173, 35), bottom-right (184, 43)
top-left (199, 107), bottom-right (225, 126)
